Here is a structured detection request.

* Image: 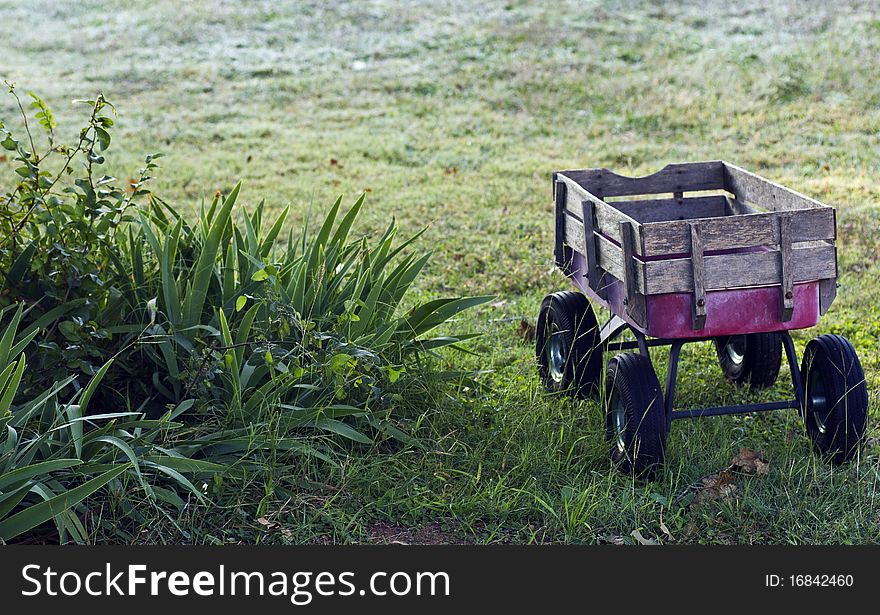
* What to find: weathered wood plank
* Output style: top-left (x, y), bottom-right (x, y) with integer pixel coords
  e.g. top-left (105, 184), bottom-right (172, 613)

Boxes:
top-left (554, 179), bottom-right (567, 269)
top-left (595, 232), bottom-right (640, 292)
top-left (581, 200), bottom-right (606, 299)
top-left (556, 173), bottom-right (643, 252)
top-left (640, 207), bottom-right (835, 256)
top-left (620, 220), bottom-right (646, 326)
top-left (563, 212), bottom-right (646, 293)
top-left (778, 215), bottom-right (794, 321)
top-left (689, 223), bottom-right (706, 330)
top-left (560, 161), bottom-right (725, 198)
top-left (723, 162), bottom-right (828, 212)
top-left (612, 195), bottom-right (728, 223)
top-left (643, 245), bottom-right (837, 295)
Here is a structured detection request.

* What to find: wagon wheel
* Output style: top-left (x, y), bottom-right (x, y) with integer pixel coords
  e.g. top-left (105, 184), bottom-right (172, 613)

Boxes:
top-left (714, 333), bottom-right (782, 389)
top-left (800, 334), bottom-right (868, 464)
top-left (536, 291), bottom-right (602, 398)
top-left (605, 353), bottom-right (667, 478)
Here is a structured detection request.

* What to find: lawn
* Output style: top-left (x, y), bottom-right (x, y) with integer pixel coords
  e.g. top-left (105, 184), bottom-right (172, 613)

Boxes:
top-left (1, 0), bottom-right (878, 544)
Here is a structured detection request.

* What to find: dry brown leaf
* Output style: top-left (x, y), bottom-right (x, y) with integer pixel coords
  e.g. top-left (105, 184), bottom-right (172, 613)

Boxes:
top-left (731, 447), bottom-right (770, 475)
top-left (518, 317), bottom-right (536, 342)
top-left (693, 470), bottom-right (738, 505)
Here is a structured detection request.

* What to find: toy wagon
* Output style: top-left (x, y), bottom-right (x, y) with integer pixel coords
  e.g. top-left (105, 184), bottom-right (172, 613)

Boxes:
top-left (536, 161), bottom-right (868, 475)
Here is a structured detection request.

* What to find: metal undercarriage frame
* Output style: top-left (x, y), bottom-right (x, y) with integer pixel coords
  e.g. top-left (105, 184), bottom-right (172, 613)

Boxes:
top-left (598, 315), bottom-right (805, 431)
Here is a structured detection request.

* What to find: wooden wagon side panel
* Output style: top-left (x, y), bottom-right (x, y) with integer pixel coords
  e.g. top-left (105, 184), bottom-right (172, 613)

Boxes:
top-left (554, 173), bottom-right (642, 248)
top-left (723, 161), bottom-right (839, 315)
top-left (561, 204), bottom-right (646, 287)
top-left (560, 161), bottom-right (726, 198)
top-left (642, 244), bottom-right (837, 295)
top-left (722, 162), bottom-right (828, 212)
top-left (640, 207), bottom-right (836, 256)
top-left (555, 173), bottom-right (649, 327)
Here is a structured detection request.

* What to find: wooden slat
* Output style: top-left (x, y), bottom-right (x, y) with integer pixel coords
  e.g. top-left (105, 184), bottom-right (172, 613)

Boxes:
top-left (554, 179), bottom-right (567, 268)
top-left (563, 213), bottom-right (646, 293)
top-left (559, 161), bottom-right (725, 198)
top-left (778, 214), bottom-right (794, 321)
top-left (556, 173), bottom-right (643, 252)
top-left (620, 220), bottom-right (646, 326)
top-left (612, 195), bottom-right (728, 224)
top-left (818, 208), bottom-right (838, 314)
top-left (596, 232), bottom-right (636, 290)
top-left (640, 207), bottom-right (835, 256)
top-left (723, 162), bottom-right (828, 212)
top-left (643, 245), bottom-right (837, 295)
top-left (581, 200), bottom-right (606, 299)
top-left (689, 223), bottom-right (706, 330)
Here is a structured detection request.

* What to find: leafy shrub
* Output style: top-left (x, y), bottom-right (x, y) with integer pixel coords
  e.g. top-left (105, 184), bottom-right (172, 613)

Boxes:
top-left (0, 306), bottom-right (209, 543)
top-left (0, 83), bottom-right (160, 391)
top-left (0, 87), bottom-right (490, 542)
top-left (134, 189), bottom-right (490, 443)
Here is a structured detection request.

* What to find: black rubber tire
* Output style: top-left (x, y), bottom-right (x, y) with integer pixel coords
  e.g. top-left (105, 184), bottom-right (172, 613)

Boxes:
top-left (605, 353), bottom-right (667, 477)
top-left (714, 333), bottom-right (783, 389)
top-left (800, 334), bottom-right (868, 465)
top-left (535, 291), bottom-right (602, 398)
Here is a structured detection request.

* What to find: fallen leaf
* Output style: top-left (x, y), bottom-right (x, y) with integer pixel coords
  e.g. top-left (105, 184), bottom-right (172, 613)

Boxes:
top-left (693, 470), bottom-right (738, 505)
top-left (731, 448), bottom-right (770, 475)
top-left (329, 158), bottom-right (342, 167)
top-left (517, 317), bottom-right (536, 342)
top-left (256, 516), bottom-right (274, 528)
top-left (444, 166), bottom-right (458, 175)
top-left (630, 529), bottom-right (659, 545)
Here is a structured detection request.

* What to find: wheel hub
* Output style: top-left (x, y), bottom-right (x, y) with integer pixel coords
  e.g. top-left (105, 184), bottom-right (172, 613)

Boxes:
top-left (808, 368), bottom-right (829, 433)
top-left (610, 390), bottom-right (626, 453)
top-left (725, 336), bottom-right (747, 366)
top-left (546, 324), bottom-right (567, 384)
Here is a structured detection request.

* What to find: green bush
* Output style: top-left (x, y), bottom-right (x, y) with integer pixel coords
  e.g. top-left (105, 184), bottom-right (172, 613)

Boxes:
top-left (0, 87), bottom-right (490, 542)
top-left (0, 306), bottom-right (208, 543)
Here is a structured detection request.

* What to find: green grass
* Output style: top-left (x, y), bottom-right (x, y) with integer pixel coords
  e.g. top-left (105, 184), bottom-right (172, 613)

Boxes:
top-left (2, 0), bottom-right (879, 544)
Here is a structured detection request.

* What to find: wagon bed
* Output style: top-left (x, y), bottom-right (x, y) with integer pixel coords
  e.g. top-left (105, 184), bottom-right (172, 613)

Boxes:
top-left (552, 161), bottom-right (837, 339)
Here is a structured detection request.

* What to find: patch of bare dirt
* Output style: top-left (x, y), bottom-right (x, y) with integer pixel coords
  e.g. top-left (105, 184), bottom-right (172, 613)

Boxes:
top-left (364, 521), bottom-right (470, 545)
